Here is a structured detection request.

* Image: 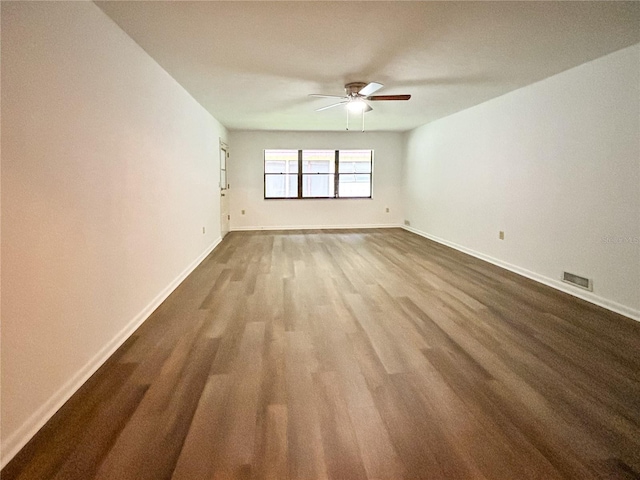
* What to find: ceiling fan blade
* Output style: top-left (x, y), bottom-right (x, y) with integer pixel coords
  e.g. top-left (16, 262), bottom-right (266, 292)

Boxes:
top-left (308, 94), bottom-right (347, 99)
top-left (367, 94), bottom-right (411, 101)
top-left (358, 82), bottom-right (384, 96)
top-left (315, 101), bottom-right (348, 112)
top-left (364, 103), bottom-right (373, 113)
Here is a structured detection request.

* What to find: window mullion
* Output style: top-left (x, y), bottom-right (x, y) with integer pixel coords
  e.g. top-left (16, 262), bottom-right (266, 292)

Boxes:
top-left (369, 150), bottom-right (373, 197)
top-left (297, 150), bottom-right (303, 199)
top-left (334, 150), bottom-right (339, 198)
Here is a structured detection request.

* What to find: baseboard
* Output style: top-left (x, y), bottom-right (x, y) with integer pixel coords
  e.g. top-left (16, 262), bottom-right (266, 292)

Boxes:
top-left (403, 226), bottom-right (640, 322)
top-left (0, 237), bottom-right (223, 469)
top-left (231, 223), bottom-right (401, 231)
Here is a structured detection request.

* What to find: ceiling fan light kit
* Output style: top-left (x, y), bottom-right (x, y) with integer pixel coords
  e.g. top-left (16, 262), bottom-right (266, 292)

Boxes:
top-left (309, 81), bottom-right (411, 131)
top-left (347, 98), bottom-right (367, 113)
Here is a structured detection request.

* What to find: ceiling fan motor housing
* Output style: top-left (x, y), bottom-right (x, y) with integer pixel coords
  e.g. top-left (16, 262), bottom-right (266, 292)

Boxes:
top-left (345, 82), bottom-right (368, 96)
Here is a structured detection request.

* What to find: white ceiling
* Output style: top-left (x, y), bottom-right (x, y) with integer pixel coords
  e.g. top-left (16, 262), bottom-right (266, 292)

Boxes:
top-left (96, 1), bottom-right (640, 132)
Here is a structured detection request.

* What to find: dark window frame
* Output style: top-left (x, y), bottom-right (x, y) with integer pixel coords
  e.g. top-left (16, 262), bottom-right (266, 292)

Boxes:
top-left (264, 149), bottom-right (373, 200)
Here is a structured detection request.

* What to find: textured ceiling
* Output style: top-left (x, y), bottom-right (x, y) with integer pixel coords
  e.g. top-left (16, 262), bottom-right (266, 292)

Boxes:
top-left (96, 1), bottom-right (640, 132)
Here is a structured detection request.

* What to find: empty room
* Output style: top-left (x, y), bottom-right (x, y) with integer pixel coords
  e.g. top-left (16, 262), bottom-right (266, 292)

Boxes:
top-left (2, 1), bottom-right (639, 479)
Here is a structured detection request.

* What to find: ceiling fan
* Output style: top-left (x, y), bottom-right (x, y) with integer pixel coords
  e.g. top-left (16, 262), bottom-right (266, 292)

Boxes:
top-left (309, 82), bottom-right (411, 114)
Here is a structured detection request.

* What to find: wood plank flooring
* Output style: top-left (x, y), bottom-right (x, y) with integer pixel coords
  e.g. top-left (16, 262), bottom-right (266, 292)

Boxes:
top-left (3, 228), bottom-right (640, 480)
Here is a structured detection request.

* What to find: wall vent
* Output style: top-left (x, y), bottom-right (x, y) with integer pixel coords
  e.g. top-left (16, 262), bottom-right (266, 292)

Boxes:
top-left (404, 220), bottom-right (411, 226)
top-left (562, 272), bottom-right (592, 291)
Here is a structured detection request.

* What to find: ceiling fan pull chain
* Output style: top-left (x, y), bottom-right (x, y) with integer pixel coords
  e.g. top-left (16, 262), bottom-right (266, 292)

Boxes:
top-left (346, 109), bottom-right (349, 131)
top-left (362, 109), bottom-right (365, 132)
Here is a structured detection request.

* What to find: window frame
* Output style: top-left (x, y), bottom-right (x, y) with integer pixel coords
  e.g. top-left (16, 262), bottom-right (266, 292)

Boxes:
top-left (264, 149), bottom-right (373, 200)
top-left (263, 149), bottom-right (300, 199)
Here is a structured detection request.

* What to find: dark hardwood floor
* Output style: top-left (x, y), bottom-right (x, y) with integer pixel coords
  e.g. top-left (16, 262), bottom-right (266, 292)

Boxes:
top-left (3, 228), bottom-right (640, 480)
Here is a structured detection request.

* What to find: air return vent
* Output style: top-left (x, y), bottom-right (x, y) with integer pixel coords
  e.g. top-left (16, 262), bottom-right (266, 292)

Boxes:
top-left (562, 271), bottom-right (592, 291)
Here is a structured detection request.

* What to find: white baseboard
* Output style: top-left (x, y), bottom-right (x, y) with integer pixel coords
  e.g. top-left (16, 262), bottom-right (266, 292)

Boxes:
top-left (231, 223), bottom-right (400, 231)
top-left (0, 237), bottom-right (223, 469)
top-left (403, 226), bottom-right (640, 322)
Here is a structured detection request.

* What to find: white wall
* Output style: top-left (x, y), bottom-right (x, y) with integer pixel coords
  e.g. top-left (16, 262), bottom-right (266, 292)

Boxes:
top-left (1, 2), bottom-right (227, 465)
top-left (402, 44), bottom-right (640, 319)
top-left (228, 131), bottom-right (404, 230)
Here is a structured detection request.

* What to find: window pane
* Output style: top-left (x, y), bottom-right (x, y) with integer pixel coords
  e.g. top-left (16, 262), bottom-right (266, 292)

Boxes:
top-left (303, 160), bottom-right (332, 173)
top-left (288, 175), bottom-right (297, 195)
top-left (302, 150), bottom-right (335, 174)
top-left (265, 160), bottom-right (285, 173)
top-left (264, 159), bottom-right (297, 173)
top-left (339, 173), bottom-right (371, 198)
top-left (265, 150), bottom-right (298, 173)
top-left (265, 174), bottom-right (298, 198)
top-left (338, 150), bottom-right (372, 173)
top-left (302, 174), bottom-right (334, 197)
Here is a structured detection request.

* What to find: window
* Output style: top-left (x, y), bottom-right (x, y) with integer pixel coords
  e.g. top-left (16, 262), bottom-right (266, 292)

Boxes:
top-left (264, 150), bottom-right (298, 198)
top-left (338, 150), bottom-right (372, 198)
top-left (303, 150), bottom-right (335, 198)
top-left (264, 149), bottom-right (372, 199)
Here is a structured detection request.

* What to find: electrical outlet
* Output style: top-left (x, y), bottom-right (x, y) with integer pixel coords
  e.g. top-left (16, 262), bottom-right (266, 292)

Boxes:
top-left (499, 231), bottom-right (504, 240)
top-left (202, 227), bottom-right (206, 234)
top-left (404, 220), bottom-right (411, 226)
top-left (385, 207), bottom-right (390, 213)
top-left (241, 210), bottom-right (245, 215)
